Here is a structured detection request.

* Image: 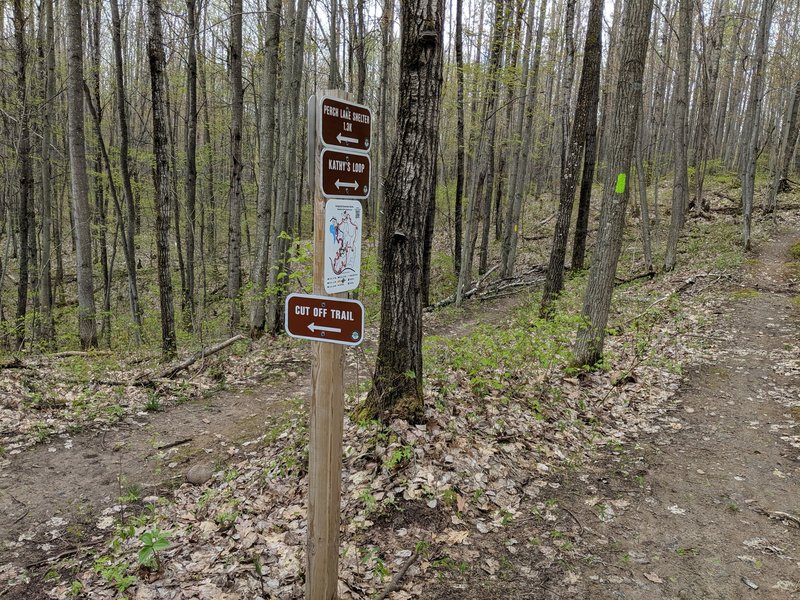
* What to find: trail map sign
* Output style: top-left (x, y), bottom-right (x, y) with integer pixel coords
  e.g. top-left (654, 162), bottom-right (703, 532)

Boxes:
top-left (319, 96), bottom-right (372, 151)
top-left (285, 293), bottom-right (364, 346)
top-left (320, 149), bottom-right (370, 199)
top-left (324, 199), bottom-right (362, 293)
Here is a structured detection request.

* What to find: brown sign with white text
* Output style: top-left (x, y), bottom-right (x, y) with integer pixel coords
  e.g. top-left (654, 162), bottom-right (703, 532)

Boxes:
top-left (284, 293), bottom-right (364, 346)
top-left (319, 96), bottom-right (372, 152)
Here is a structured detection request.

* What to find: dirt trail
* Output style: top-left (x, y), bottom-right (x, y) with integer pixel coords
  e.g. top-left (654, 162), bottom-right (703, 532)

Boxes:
top-left (0, 292), bottom-right (523, 584)
top-left (566, 232), bottom-right (800, 598)
top-left (0, 379), bottom-right (304, 570)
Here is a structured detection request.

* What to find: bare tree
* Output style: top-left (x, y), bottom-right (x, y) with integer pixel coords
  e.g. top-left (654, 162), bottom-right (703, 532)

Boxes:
top-left (741, 0), bottom-right (776, 250)
top-left (766, 79), bottom-right (800, 212)
top-left (66, 0), bottom-right (98, 349)
top-left (573, 0), bottom-right (654, 367)
top-left (227, 0), bottom-right (244, 331)
top-left (110, 0), bottom-right (143, 343)
top-left (147, 0), bottom-right (177, 358)
top-left (250, 0), bottom-right (281, 338)
top-left (540, 0), bottom-right (603, 316)
top-left (664, 0), bottom-right (692, 271)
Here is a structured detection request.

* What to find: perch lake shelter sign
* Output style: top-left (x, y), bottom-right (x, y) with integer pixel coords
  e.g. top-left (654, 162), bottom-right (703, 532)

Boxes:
top-left (286, 92), bottom-right (371, 599)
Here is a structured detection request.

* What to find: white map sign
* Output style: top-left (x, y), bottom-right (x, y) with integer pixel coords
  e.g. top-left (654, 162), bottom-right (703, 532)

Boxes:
top-left (324, 199), bottom-right (362, 293)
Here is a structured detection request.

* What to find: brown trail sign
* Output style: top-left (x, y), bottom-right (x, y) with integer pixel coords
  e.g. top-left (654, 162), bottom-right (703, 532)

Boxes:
top-left (320, 148), bottom-right (370, 199)
top-left (284, 293), bottom-right (364, 346)
top-left (319, 95), bottom-right (372, 151)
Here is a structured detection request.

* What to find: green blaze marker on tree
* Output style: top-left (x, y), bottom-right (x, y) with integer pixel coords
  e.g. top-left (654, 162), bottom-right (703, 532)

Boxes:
top-left (615, 173), bottom-right (626, 194)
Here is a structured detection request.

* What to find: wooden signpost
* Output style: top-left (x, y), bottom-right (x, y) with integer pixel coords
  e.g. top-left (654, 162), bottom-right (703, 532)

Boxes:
top-left (292, 90), bottom-right (371, 600)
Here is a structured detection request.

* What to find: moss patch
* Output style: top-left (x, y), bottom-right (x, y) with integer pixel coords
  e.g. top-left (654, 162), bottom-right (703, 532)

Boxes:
top-left (730, 289), bottom-right (761, 300)
top-left (790, 242), bottom-right (800, 260)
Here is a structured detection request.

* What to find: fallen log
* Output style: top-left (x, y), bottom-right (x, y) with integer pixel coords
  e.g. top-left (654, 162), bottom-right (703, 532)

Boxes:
top-left (143, 334), bottom-right (246, 381)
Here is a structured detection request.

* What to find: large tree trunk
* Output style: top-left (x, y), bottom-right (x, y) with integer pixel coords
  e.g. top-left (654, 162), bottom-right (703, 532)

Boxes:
top-left (363, 0), bottom-right (444, 421)
top-left (573, 0), bottom-right (654, 367)
top-left (540, 0), bottom-right (602, 316)
top-left (66, 0), bottom-right (98, 349)
top-left (664, 0), bottom-right (692, 271)
top-left (740, 0), bottom-right (776, 250)
top-left (147, 0), bottom-right (176, 359)
top-left (249, 0), bottom-right (281, 338)
top-left (227, 0), bottom-right (244, 331)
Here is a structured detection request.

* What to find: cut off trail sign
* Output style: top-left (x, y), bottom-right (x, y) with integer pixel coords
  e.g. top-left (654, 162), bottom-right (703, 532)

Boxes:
top-left (284, 293), bottom-right (364, 346)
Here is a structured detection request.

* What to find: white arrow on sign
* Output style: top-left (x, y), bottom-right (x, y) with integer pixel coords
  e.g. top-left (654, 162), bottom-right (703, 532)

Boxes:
top-left (335, 179), bottom-right (359, 190)
top-left (308, 323), bottom-right (342, 334)
top-left (337, 133), bottom-right (359, 145)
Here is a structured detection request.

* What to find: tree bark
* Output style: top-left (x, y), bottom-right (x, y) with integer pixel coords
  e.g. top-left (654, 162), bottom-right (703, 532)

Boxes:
top-left (66, 0), bottom-right (98, 349)
top-left (249, 0), bottom-right (281, 338)
top-left (540, 0), bottom-right (602, 316)
top-left (499, 0), bottom-right (546, 279)
top-left (364, 0), bottom-right (444, 421)
top-left (664, 0), bottom-right (692, 271)
top-left (740, 0), bottom-right (776, 250)
top-left (13, 0), bottom-right (33, 350)
top-left (453, 0), bottom-right (465, 275)
top-left (573, 0), bottom-right (653, 367)
top-left (147, 0), bottom-right (177, 359)
top-left (227, 0), bottom-right (244, 331)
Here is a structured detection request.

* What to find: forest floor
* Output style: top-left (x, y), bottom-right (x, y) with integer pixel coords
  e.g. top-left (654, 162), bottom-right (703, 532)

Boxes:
top-left (1, 204), bottom-right (799, 600)
top-left (429, 222), bottom-right (800, 599)
top-left (0, 281), bottom-right (526, 599)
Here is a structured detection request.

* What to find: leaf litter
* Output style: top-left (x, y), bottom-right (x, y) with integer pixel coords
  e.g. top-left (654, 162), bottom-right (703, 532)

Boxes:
top-left (5, 209), bottom-right (800, 598)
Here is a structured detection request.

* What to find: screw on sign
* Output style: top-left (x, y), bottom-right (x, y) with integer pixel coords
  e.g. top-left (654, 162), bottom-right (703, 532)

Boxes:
top-left (284, 293), bottom-right (364, 347)
top-left (319, 96), bottom-right (372, 152)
